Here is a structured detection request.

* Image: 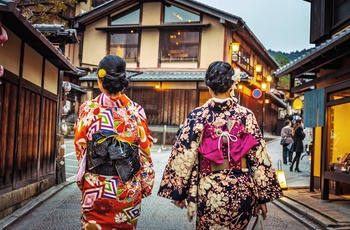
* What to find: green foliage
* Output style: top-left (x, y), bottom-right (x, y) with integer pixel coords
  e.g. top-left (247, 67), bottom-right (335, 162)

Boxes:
top-left (17, 0), bottom-right (77, 24)
top-left (268, 48), bottom-right (313, 63)
top-left (274, 56), bottom-right (290, 67)
top-left (268, 48), bottom-right (313, 90)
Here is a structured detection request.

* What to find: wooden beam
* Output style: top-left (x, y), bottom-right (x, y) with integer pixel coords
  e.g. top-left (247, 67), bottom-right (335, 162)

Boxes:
top-left (291, 40), bottom-right (350, 78)
top-left (291, 65), bottom-right (350, 93)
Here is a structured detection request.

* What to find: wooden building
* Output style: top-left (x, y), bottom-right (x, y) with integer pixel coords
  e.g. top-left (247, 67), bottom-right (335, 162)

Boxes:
top-left (274, 0), bottom-right (350, 199)
top-left (0, 0), bottom-right (78, 218)
top-left (66, 0), bottom-right (286, 141)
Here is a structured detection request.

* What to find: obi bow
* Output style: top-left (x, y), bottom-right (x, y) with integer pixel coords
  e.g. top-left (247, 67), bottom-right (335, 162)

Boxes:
top-left (197, 122), bottom-right (258, 164)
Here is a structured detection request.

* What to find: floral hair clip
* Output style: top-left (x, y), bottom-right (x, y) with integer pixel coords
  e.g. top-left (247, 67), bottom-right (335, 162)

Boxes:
top-left (230, 68), bottom-right (241, 97)
top-left (98, 68), bottom-right (107, 78)
top-left (232, 68), bottom-right (241, 83)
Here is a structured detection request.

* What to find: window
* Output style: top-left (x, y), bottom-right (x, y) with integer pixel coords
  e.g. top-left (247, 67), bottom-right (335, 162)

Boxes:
top-left (160, 30), bottom-right (199, 62)
top-left (109, 33), bottom-right (139, 62)
top-left (109, 8), bottom-right (140, 63)
top-left (327, 102), bottom-right (350, 168)
top-left (111, 9), bottom-right (140, 25)
top-left (160, 5), bottom-right (200, 63)
top-left (164, 5), bottom-right (200, 23)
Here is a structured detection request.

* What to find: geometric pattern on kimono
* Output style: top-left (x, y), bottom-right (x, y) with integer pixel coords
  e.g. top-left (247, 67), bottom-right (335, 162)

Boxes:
top-left (102, 178), bottom-right (118, 200)
top-left (123, 204), bottom-right (141, 222)
top-left (81, 187), bottom-right (103, 210)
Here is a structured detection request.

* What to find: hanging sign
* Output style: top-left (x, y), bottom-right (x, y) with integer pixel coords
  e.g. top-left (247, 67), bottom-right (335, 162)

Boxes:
top-left (252, 89), bottom-right (262, 99)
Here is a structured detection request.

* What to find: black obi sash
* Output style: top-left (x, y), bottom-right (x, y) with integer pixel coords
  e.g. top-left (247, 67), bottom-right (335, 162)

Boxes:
top-left (86, 130), bottom-right (140, 183)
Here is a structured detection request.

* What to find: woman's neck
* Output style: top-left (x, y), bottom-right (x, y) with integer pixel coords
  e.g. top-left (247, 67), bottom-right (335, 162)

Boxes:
top-left (209, 88), bottom-right (231, 99)
top-left (106, 92), bottom-right (122, 99)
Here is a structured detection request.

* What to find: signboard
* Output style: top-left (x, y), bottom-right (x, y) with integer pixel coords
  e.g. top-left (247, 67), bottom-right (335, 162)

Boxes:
top-left (252, 89), bottom-right (262, 99)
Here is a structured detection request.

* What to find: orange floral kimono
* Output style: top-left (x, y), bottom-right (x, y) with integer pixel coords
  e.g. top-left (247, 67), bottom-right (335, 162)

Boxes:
top-left (74, 93), bottom-right (155, 230)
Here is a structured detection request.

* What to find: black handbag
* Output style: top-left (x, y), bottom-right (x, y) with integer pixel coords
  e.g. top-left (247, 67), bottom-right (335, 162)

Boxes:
top-left (280, 136), bottom-right (287, 145)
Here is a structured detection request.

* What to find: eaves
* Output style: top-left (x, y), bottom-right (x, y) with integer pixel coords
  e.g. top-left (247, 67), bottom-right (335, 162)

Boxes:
top-left (0, 1), bottom-right (78, 72)
top-left (79, 71), bottom-right (205, 82)
top-left (274, 27), bottom-right (350, 78)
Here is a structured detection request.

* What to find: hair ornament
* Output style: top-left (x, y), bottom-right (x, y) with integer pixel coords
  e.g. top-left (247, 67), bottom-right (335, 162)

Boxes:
top-left (230, 68), bottom-right (241, 98)
top-left (98, 69), bottom-right (107, 78)
top-left (232, 68), bottom-right (241, 83)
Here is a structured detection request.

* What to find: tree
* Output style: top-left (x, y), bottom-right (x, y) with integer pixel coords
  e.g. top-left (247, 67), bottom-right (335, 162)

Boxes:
top-left (17, 0), bottom-right (77, 25)
top-left (273, 56), bottom-right (290, 90)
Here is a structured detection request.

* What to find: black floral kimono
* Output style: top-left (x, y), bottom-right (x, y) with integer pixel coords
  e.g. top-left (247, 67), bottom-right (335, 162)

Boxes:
top-left (158, 97), bottom-right (283, 230)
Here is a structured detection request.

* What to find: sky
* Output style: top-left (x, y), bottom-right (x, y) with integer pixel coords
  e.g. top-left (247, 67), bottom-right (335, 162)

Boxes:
top-left (199, 0), bottom-right (314, 53)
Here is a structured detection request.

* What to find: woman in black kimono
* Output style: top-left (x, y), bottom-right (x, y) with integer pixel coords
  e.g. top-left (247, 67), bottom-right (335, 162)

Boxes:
top-left (158, 61), bottom-right (283, 229)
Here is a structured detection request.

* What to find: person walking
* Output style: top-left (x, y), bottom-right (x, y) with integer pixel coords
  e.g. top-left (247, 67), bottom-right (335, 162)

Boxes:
top-left (74, 55), bottom-right (155, 229)
top-left (157, 61), bottom-right (283, 229)
top-left (280, 119), bottom-right (294, 165)
top-left (290, 119), bottom-right (305, 173)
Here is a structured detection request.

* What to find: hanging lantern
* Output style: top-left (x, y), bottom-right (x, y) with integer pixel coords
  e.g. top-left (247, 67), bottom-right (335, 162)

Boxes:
top-left (293, 98), bottom-right (303, 110)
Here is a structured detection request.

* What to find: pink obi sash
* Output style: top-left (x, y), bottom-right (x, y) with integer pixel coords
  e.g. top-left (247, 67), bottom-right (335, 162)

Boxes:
top-left (197, 121), bottom-right (258, 164)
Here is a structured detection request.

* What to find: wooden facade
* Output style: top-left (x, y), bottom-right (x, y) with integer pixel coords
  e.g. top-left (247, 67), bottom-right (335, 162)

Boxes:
top-left (0, 74), bottom-right (57, 192)
top-left (0, 1), bottom-right (77, 218)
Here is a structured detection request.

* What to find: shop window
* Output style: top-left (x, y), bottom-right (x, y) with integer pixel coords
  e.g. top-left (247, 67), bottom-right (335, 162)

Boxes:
top-left (164, 5), bottom-right (200, 23)
top-left (327, 102), bottom-right (350, 172)
top-left (159, 30), bottom-right (199, 62)
top-left (109, 33), bottom-right (139, 63)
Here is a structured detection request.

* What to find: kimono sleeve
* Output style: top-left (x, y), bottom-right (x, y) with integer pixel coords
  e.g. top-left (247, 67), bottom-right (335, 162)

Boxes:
top-left (157, 113), bottom-right (202, 201)
top-left (74, 101), bottom-right (90, 161)
top-left (139, 150), bottom-right (155, 198)
top-left (245, 111), bottom-right (284, 204)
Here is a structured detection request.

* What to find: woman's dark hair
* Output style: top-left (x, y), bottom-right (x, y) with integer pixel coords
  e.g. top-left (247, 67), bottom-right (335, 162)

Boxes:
top-left (205, 61), bottom-right (234, 94)
top-left (284, 120), bottom-right (291, 126)
top-left (97, 55), bottom-right (129, 95)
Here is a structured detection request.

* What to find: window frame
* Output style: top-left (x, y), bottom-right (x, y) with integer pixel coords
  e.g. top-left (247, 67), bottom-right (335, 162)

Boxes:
top-left (159, 29), bottom-right (200, 63)
top-left (108, 7), bottom-right (141, 64)
top-left (108, 31), bottom-right (140, 63)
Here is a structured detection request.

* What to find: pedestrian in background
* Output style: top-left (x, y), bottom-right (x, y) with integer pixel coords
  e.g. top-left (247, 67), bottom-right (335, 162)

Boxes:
top-left (290, 119), bottom-right (305, 172)
top-left (280, 119), bottom-right (294, 165)
top-left (158, 61), bottom-right (283, 229)
top-left (74, 55), bottom-right (155, 229)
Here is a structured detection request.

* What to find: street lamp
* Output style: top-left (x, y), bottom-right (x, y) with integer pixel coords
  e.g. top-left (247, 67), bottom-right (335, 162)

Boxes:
top-left (231, 42), bottom-right (240, 62)
top-left (255, 64), bottom-right (262, 73)
top-left (231, 42), bottom-right (240, 53)
top-left (255, 64), bottom-right (263, 81)
top-left (266, 74), bottom-right (273, 83)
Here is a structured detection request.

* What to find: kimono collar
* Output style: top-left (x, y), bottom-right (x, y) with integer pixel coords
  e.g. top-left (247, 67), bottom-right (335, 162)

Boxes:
top-left (208, 97), bottom-right (238, 111)
top-left (96, 93), bottom-right (131, 108)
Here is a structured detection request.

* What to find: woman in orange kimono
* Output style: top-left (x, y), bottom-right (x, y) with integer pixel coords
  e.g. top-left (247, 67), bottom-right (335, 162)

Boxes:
top-left (74, 55), bottom-right (155, 230)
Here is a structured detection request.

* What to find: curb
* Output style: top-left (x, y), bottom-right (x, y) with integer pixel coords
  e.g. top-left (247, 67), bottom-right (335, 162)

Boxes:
top-left (275, 195), bottom-right (350, 230)
top-left (272, 198), bottom-right (326, 229)
top-left (0, 180), bottom-right (75, 230)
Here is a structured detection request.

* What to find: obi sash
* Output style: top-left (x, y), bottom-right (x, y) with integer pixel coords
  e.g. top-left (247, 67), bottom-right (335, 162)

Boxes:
top-left (86, 130), bottom-right (140, 183)
top-left (197, 121), bottom-right (258, 164)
